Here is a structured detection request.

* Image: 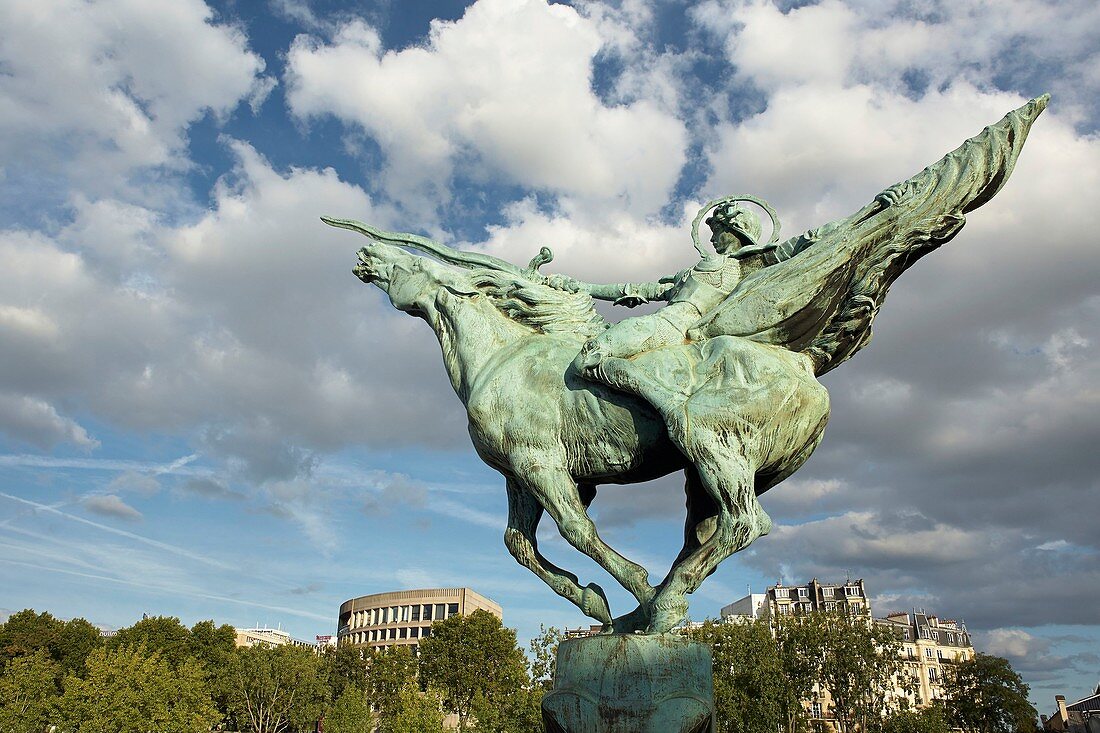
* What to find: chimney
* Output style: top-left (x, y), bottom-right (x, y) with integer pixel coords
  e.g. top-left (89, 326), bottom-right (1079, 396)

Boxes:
top-left (1056, 695), bottom-right (1069, 723)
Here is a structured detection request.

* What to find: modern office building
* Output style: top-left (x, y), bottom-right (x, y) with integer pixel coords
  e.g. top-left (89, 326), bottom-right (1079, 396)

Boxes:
top-left (337, 587), bottom-right (502, 653)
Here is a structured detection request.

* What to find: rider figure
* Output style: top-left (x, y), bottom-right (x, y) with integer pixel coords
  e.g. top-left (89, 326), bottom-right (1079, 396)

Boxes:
top-left (551, 202), bottom-right (778, 388)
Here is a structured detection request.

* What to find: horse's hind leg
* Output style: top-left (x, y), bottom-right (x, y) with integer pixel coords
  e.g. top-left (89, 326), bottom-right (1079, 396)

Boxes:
top-left (647, 449), bottom-right (771, 632)
top-left (514, 455), bottom-right (655, 608)
top-left (503, 479), bottom-right (612, 625)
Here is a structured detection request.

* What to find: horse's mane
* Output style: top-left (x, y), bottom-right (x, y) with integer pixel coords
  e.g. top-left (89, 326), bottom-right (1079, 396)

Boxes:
top-left (469, 269), bottom-right (608, 339)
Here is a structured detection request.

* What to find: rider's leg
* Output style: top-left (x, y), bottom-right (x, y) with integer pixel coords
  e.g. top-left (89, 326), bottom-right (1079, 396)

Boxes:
top-left (503, 479), bottom-right (612, 624)
top-left (513, 452), bottom-right (655, 608)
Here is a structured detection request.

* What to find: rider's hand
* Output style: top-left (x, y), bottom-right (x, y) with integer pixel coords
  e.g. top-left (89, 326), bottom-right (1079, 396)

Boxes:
top-left (547, 275), bottom-right (582, 293)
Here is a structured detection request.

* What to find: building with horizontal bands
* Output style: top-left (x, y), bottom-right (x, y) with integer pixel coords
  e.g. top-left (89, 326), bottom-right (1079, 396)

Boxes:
top-left (337, 587), bottom-right (501, 654)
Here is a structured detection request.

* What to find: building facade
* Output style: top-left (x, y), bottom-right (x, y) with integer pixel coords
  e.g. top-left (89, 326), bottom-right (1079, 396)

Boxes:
top-left (875, 611), bottom-right (974, 706)
top-left (234, 627), bottom-right (317, 649)
top-left (721, 581), bottom-right (974, 726)
top-left (1043, 688), bottom-right (1100, 733)
top-left (337, 587), bottom-right (502, 654)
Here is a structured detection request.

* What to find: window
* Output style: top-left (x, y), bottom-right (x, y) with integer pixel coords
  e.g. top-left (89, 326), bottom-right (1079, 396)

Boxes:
top-left (823, 587), bottom-right (833, 598)
top-left (448, 603), bottom-right (459, 617)
top-left (845, 586), bottom-right (858, 596)
top-left (798, 588), bottom-right (808, 598)
top-left (423, 605), bottom-right (433, 621)
top-left (826, 602), bottom-right (836, 611)
top-left (435, 604), bottom-right (447, 620)
top-left (399, 627), bottom-right (407, 639)
top-left (926, 648), bottom-right (934, 658)
top-left (412, 605), bottom-right (421, 622)
top-left (937, 649), bottom-right (943, 660)
top-left (401, 606), bottom-right (410, 622)
top-left (411, 627), bottom-right (419, 638)
top-left (812, 702), bottom-right (823, 719)
top-left (422, 627), bottom-right (431, 638)
top-left (929, 668), bottom-right (939, 683)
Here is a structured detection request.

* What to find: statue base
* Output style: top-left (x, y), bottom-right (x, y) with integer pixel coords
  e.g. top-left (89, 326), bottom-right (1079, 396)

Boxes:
top-left (542, 633), bottom-right (715, 733)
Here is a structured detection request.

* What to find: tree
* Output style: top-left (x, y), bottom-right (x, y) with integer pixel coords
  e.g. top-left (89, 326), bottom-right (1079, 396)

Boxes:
top-left (883, 706), bottom-right (951, 733)
top-left (326, 686), bottom-right (374, 733)
top-left (0, 609), bottom-right (62, 665)
top-left (0, 649), bottom-right (60, 733)
top-left (774, 612), bottom-right (826, 733)
top-left (419, 610), bottom-right (529, 732)
top-left (54, 617), bottom-right (102, 676)
top-left (688, 618), bottom-right (784, 733)
top-left (362, 645), bottom-right (444, 733)
top-left (527, 625), bottom-right (564, 691)
top-left (108, 615), bottom-right (193, 668)
top-left (816, 613), bottom-right (906, 733)
top-left (56, 643), bottom-right (220, 733)
top-left (220, 643), bottom-right (327, 733)
top-left (188, 619), bottom-right (237, 672)
top-left (383, 685), bottom-right (445, 733)
top-left (0, 609), bottom-right (102, 678)
top-left (322, 644), bottom-right (370, 700)
top-left (944, 654), bottom-right (1037, 733)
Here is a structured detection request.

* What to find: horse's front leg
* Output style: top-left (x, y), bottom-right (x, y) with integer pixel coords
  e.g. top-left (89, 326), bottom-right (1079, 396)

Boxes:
top-left (513, 452), bottom-right (655, 609)
top-left (503, 479), bottom-right (612, 625)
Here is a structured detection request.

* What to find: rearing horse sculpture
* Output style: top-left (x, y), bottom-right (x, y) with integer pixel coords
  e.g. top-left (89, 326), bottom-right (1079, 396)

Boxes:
top-left (325, 96), bottom-right (1046, 633)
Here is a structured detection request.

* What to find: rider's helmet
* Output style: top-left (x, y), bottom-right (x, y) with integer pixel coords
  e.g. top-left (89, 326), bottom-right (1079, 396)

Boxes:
top-left (706, 203), bottom-right (762, 249)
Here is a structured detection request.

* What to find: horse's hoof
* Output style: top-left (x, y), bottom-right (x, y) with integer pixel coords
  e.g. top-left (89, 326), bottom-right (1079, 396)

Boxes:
top-left (581, 583), bottom-right (612, 625)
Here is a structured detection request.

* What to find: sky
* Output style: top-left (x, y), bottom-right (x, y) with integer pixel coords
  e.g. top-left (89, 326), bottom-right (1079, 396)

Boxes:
top-left (1, 0), bottom-right (1098, 711)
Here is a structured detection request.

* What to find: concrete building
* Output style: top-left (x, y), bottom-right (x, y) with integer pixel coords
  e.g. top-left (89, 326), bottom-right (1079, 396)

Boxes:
top-left (337, 587), bottom-right (502, 654)
top-left (875, 610), bottom-right (974, 706)
top-left (234, 627), bottom-right (317, 649)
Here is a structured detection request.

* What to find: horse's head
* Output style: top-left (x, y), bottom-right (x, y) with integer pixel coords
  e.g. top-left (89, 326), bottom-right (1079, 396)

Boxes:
top-left (354, 239), bottom-right (476, 317)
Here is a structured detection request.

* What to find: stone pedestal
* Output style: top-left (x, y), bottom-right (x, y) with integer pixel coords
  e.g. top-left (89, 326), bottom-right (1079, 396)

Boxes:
top-left (541, 633), bottom-right (715, 733)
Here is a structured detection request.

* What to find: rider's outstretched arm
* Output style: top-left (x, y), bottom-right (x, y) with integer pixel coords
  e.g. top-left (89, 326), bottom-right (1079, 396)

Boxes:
top-left (552, 273), bottom-right (680, 307)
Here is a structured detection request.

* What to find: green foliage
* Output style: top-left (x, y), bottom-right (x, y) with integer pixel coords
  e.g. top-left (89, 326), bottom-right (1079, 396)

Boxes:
top-left (774, 613), bottom-right (827, 732)
top-left (188, 619), bottom-right (237, 672)
top-left (0, 608), bottom-right (102, 676)
top-left (468, 686), bottom-right (544, 733)
top-left (367, 646), bottom-right (420, 726)
top-left (526, 625), bottom-right (564, 691)
top-left (381, 684), bottom-right (445, 733)
top-left (55, 643), bottom-right (220, 733)
top-left (322, 644), bottom-right (370, 699)
top-left (220, 643), bottom-right (327, 733)
top-left (816, 613), bottom-right (907, 733)
top-left (419, 610), bottom-right (530, 732)
top-left (944, 654), bottom-right (1037, 733)
top-left (109, 615), bottom-right (193, 668)
top-left (883, 706), bottom-right (951, 733)
top-left (689, 619), bottom-right (784, 733)
top-left (0, 649), bottom-right (61, 733)
top-left (326, 686), bottom-right (374, 733)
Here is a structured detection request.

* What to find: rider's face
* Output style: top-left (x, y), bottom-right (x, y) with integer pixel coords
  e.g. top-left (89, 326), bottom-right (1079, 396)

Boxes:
top-left (711, 228), bottom-right (743, 255)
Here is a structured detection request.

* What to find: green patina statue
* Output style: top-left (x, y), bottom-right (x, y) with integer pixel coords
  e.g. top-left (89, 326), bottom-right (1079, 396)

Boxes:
top-left (324, 96), bottom-right (1047, 640)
